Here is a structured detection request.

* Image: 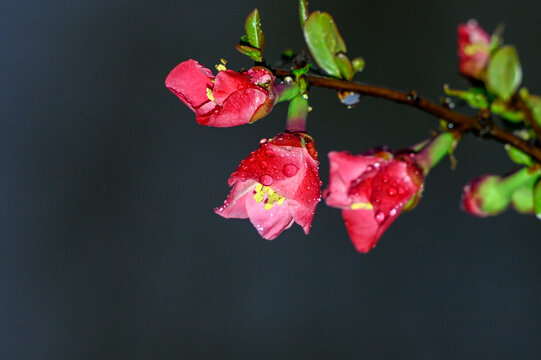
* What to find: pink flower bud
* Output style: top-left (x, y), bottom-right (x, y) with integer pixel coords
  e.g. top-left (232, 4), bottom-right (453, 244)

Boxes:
top-left (458, 20), bottom-right (491, 80)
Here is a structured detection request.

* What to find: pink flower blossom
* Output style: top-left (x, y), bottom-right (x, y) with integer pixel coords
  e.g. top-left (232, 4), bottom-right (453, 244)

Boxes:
top-left (458, 20), bottom-right (491, 80)
top-left (324, 151), bottom-right (424, 253)
top-left (215, 132), bottom-right (321, 239)
top-left (165, 59), bottom-right (275, 127)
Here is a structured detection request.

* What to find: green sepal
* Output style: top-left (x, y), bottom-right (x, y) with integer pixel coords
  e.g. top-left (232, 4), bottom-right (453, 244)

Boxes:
top-left (334, 52), bottom-right (354, 80)
top-left (511, 185), bottom-right (534, 213)
top-left (534, 180), bottom-right (541, 219)
top-left (478, 176), bottom-right (512, 214)
top-left (303, 11), bottom-right (347, 78)
top-left (486, 45), bottom-right (522, 101)
top-left (299, 0), bottom-right (309, 27)
top-left (505, 144), bottom-right (534, 167)
top-left (443, 85), bottom-right (489, 110)
top-left (235, 44), bottom-right (262, 62)
top-left (245, 9), bottom-right (265, 50)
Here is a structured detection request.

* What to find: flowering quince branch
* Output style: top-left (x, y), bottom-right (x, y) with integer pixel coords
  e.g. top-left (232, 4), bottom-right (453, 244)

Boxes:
top-left (165, 1), bottom-right (541, 253)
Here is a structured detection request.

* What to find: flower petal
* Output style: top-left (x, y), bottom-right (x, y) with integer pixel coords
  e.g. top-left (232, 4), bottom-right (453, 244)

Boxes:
top-left (205, 88), bottom-right (268, 127)
top-left (212, 70), bottom-right (258, 105)
top-left (245, 195), bottom-right (295, 240)
top-left (165, 59), bottom-right (214, 110)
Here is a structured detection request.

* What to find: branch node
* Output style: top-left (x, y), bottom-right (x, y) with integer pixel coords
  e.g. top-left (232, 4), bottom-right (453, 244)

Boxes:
top-left (407, 90), bottom-right (420, 103)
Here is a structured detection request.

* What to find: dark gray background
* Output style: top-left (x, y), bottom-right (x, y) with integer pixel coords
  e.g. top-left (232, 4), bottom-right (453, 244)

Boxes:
top-left (2, 0), bottom-right (541, 358)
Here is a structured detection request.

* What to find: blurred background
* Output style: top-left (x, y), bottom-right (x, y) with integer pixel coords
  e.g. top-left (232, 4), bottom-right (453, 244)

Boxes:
top-left (2, 0), bottom-right (541, 358)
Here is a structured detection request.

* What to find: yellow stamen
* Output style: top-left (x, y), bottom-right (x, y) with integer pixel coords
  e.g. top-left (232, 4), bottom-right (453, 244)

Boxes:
top-left (464, 44), bottom-right (488, 56)
top-left (253, 182), bottom-right (286, 210)
top-left (351, 202), bottom-right (373, 210)
top-left (206, 87), bottom-right (215, 101)
top-left (220, 58), bottom-right (227, 65)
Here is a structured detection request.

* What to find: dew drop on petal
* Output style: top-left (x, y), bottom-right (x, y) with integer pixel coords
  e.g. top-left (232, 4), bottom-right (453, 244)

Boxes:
top-left (375, 211), bottom-right (386, 223)
top-left (265, 150), bottom-right (274, 157)
top-left (282, 164), bottom-right (299, 177)
top-left (259, 160), bottom-right (268, 169)
top-left (259, 175), bottom-right (273, 186)
top-left (259, 138), bottom-right (268, 145)
top-left (389, 208), bottom-right (397, 216)
top-left (387, 187), bottom-right (397, 196)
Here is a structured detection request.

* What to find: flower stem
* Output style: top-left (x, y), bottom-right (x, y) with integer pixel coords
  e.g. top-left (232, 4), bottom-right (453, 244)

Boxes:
top-left (286, 95), bottom-right (309, 132)
top-left (275, 69), bottom-right (541, 164)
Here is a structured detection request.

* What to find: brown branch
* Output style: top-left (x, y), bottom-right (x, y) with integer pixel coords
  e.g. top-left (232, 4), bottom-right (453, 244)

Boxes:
top-left (513, 95), bottom-right (541, 141)
top-left (275, 69), bottom-right (541, 164)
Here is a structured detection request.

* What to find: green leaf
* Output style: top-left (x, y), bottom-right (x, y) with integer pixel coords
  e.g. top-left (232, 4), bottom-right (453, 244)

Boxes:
top-left (299, 0), bottom-right (309, 27)
top-left (505, 144), bottom-right (534, 166)
top-left (303, 11), bottom-right (347, 78)
top-left (486, 45), bottom-right (522, 101)
top-left (534, 180), bottom-right (541, 219)
top-left (235, 44), bottom-right (262, 62)
top-left (334, 53), bottom-right (353, 80)
top-left (245, 9), bottom-right (265, 50)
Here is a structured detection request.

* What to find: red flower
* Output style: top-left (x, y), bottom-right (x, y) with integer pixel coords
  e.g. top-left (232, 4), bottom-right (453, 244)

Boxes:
top-left (324, 151), bottom-right (424, 253)
top-left (458, 20), bottom-right (491, 80)
top-left (165, 59), bottom-right (275, 127)
top-left (215, 132), bottom-right (321, 240)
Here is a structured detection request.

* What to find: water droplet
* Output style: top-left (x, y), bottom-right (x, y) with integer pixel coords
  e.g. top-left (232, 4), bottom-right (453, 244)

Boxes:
top-left (259, 175), bottom-right (273, 186)
top-left (259, 160), bottom-right (268, 169)
top-left (279, 153), bottom-right (285, 158)
top-left (282, 164), bottom-right (299, 177)
top-left (366, 165), bottom-right (373, 172)
top-left (259, 138), bottom-right (268, 144)
top-left (374, 162), bottom-right (381, 168)
top-left (389, 208), bottom-right (397, 216)
top-left (387, 187), bottom-right (397, 196)
top-left (375, 211), bottom-right (386, 223)
top-left (383, 176), bottom-right (389, 183)
top-left (338, 90), bottom-right (361, 107)
top-left (249, 157), bottom-right (255, 163)
top-left (265, 150), bottom-right (274, 157)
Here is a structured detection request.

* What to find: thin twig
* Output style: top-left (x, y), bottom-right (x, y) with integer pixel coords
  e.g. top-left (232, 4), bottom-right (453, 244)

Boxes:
top-left (275, 69), bottom-right (541, 164)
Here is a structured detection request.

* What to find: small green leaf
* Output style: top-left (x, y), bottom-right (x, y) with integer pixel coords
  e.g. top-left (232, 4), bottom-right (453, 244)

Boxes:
top-left (303, 11), bottom-right (347, 78)
top-left (443, 85), bottom-right (489, 109)
top-left (235, 44), bottom-right (262, 62)
top-left (299, 0), bottom-right (309, 27)
top-left (505, 144), bottom-right (534, 166)
top-left (334, 52), bottom-right (353, 80)
top-left (486, 45), bottom-right (522, 101)
top-left (490, 99), bottom-right (525, 123)
top-left (534, 180), bottom-right (541, 219)
top-left (245, 9), bottom-right (265, 50)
